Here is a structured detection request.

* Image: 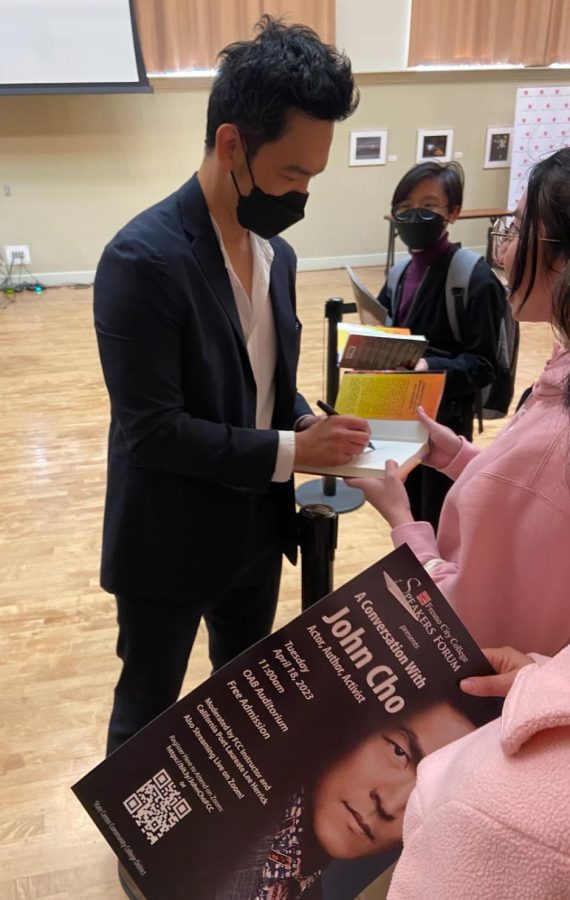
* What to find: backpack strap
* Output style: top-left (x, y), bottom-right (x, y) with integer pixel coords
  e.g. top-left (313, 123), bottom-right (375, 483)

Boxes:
top-left (444, 248), bottom-right (482, 342)
top-left (444, 248), bottom-right (484, 431)
top-left (386, 258), bottom-right (410, 323)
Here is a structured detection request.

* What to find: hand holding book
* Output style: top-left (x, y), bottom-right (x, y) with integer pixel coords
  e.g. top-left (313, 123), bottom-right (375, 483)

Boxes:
top-left (346, 459), bottom-right (414, 528)
top-left (416, 406), bottom-right (463, 470)
top-left (460, 647), bottom-right (534, 698)
top-left (295, 372), bottom-right (446, 480)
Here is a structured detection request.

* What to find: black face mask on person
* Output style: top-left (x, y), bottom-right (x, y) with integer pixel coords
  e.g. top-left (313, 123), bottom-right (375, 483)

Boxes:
top-left (231, 135), bottom-right (308, 239)
top-left (393, 208), bottom-right (447, 251)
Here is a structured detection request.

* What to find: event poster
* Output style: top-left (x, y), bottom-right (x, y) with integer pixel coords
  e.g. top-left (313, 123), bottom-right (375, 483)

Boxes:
top-left (73, 545), bottom-right (501, 899)
top-left (508, 84), bottom-right (570, 210)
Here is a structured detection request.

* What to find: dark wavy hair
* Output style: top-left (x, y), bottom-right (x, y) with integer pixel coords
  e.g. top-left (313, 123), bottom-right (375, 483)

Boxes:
top-left (553, 263), bottom-right (570, 344)
top-left (391, 161), bottom-right (464, 213)
top-left (510, 148), bottom-right (570, 306)
top-left (510, 149), bottom-right (570, 410)
top-left (205, 15), bottom-right (359, 157)
top-left (553, 263), bottom-right (570, 412)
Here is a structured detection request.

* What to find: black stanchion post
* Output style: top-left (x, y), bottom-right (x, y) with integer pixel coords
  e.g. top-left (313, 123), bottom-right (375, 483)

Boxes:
top-left (295, 296), bottom-right (364, 513)
top-left (298, 503), bottom-right (338, 611)
top-left (323, 298), bottom-right (344, 498)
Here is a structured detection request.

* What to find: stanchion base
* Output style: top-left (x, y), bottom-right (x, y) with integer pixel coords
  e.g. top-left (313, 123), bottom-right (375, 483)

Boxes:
top-left (295, 479), bottom-right (364, 513)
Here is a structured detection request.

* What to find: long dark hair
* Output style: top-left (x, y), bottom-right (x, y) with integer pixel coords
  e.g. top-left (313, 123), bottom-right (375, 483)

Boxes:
top-left (510, 148), bottom-right (570, 306)
top-left (552, 263), bottom-right (570, 411)
top-left (510, 148), bottom-right (570, 410)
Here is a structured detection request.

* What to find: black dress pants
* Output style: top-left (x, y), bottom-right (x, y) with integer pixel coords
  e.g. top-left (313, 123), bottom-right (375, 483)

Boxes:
top-left (106, 541), bottom-right (282, 756)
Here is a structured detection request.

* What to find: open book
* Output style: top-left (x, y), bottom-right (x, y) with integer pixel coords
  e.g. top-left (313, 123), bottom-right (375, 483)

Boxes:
top-left (72, 544), bottom-right (500, 900)
top-left (338, 322), bottom-right (428, 371)
top-left (296, 371), bottom-right (445, 479)
top-left (336, 321), bottom-right (412, 361)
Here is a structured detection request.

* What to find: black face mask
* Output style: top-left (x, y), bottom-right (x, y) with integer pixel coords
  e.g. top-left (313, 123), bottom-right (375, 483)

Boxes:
top-left (231, 138), bottom-right (308, 239)
top-left (393, 208), bottom-right (447, 251)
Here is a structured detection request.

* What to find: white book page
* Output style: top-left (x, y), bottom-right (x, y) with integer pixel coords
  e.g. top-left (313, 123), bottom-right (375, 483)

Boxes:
top-left (350, 439), bottom-right (425, 471)
top-left (337, 323), bottom-right (426, 343)
top-left (296, 440), bottom-right (426, 479)
top-left (368, 419), bottom-right (427, 443)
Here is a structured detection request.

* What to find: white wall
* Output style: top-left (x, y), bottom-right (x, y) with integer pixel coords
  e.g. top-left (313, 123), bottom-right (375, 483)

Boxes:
top-left (1, 4), bottom-right (569, 283)
top-left (336, 0), bottom-right (411, 72)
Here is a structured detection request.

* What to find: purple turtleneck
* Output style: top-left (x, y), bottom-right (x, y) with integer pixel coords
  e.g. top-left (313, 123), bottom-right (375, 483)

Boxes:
top-left (396, 231), bottom-right (453, 326)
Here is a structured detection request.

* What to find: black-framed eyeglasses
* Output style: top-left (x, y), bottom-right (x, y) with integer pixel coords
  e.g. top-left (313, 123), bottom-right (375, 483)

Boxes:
top-left (392, 205), bottom-right (449, 222)
top-left (490, 214), bottom-right (562, 264)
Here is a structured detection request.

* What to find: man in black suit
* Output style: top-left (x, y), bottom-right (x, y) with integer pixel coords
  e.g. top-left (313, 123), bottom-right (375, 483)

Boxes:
top-left (95, 16), bottom-right (370, 759)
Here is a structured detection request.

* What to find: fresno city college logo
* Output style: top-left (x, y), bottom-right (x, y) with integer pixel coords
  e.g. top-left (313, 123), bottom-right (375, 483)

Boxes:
top-left (416, 590), bottom-right (431, 606)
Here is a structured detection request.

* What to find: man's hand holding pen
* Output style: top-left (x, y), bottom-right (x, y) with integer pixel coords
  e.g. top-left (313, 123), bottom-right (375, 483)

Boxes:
top-left (293, 400), bottom-right (372, 468)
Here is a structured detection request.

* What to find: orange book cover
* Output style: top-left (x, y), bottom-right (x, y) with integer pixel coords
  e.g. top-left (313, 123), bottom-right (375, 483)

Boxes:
top-left (296, 372), bottom-right (446, 479)
top-left (335, 371), bottom-right (446, 421)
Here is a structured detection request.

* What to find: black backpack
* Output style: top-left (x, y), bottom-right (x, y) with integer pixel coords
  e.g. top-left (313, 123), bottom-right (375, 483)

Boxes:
top-left (387, 248), bottom-right (519, 431)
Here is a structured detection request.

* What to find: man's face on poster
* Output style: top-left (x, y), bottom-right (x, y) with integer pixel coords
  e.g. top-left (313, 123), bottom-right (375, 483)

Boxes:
top-left (311, 703), bottom-right (474, 859)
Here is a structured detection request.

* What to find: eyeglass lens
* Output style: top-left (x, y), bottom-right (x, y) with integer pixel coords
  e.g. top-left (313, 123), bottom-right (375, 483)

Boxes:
top-left (393, 207), bottom-right (442, 222)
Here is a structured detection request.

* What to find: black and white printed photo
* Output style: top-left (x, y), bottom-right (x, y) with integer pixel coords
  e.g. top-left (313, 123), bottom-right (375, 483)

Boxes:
top-left (349, 130), bottom-right (388, 166)
top-left (484, 127), bottom-right (513, 168)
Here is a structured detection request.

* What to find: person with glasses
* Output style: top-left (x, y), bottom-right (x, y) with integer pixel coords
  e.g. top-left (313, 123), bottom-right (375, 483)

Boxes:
top-left (377, 161), bottom-right (506, 529)
top-left (350, 148), bottom-right (570, 657)
top-left (492, 211), bottom-right (559, 413)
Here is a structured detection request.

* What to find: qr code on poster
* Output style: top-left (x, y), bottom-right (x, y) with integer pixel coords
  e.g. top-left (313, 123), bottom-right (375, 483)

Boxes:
top-left (123, 769), bottom-right (191, 845)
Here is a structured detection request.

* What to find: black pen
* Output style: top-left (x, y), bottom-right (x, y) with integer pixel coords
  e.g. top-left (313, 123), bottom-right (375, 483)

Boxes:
top-left (316, 400), bottom-right (375, 450)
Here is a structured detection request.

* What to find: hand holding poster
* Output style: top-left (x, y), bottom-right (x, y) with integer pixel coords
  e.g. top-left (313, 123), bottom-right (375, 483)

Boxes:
top-left (73, 545), bottom-right (501, 899)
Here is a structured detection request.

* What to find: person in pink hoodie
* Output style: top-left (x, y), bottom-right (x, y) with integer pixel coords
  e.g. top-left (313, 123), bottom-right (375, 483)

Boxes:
top-left (386, 644), bottom-right (570, 899)
top-left (349, 148), bottom-right (570, 655)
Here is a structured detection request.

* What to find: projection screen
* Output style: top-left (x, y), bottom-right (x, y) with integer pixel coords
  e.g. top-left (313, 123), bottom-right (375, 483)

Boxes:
top-left (0, 0), bottom-right (150, 94)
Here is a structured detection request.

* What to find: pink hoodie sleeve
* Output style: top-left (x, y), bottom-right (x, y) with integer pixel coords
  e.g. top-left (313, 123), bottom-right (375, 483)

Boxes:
top-left (390, 520), bottom-right (457, 578)
top-left (430, 435), bottom-right (480, 482)
top-left (390, 471), bottom-right (570, 654)
top-left (388, 439), bottom-right (481, 579)
top-left (388, 646), bottom-right (570, 900)
top-left (387, 785), bottom-right (570, 900)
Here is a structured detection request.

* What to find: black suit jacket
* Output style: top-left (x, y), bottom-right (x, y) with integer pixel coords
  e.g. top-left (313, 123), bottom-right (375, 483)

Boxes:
top-left (94, 175), bottom-right (311, 600)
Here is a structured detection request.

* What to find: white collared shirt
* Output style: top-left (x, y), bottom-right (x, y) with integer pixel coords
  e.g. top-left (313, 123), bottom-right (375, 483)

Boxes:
top-left (211, 217), bottom-right (295, 482)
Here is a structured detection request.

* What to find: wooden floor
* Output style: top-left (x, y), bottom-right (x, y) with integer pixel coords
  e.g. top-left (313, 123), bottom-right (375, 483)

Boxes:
top-left (0, 270), bottom-right (553, 899)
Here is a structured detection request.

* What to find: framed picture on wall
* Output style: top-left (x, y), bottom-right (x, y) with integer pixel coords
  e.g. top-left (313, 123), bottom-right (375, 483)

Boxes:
top-left (349, 130), bottom-right (388, 166)
top-left (416, 129), bottom-right (454, 163)
top-left (484, 126), bottom-right (513, 168)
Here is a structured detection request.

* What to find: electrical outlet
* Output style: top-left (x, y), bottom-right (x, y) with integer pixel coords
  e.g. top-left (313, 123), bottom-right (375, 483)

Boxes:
top-left (4, 244), bottom-right (31, 265)
top-left (3, 184), bottom-right (11, 197)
